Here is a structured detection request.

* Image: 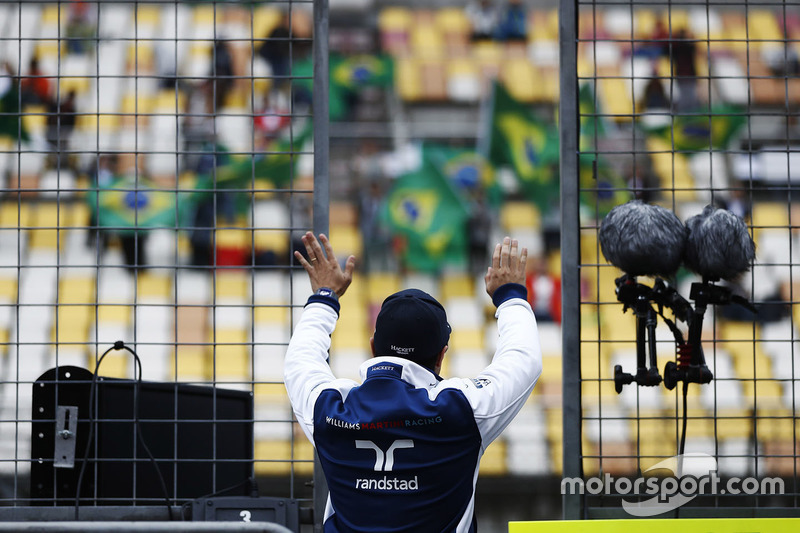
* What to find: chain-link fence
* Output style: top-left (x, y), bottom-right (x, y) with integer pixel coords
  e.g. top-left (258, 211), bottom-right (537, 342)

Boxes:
top-left (0, 0), bottom-right (321, 522)
top-left (563, 0), bottom-right (800, 519)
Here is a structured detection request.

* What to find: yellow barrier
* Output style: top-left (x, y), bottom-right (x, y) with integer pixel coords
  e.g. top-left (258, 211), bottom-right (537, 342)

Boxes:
top-left (509, 518), bottom-right (800, 533)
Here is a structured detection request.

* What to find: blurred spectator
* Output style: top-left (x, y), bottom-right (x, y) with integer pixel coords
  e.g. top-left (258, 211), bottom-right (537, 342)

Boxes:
top-left (763, 44), bottom-right (800, 78)
top-left (65, 0), bottom-right (96, 55)
top-left (86, 154), bottom-right (118, 249)
top-left (496, 0), bottom-right (528, 42)
top-left (467, 189), bottom-right (492, 276)
top-left (636, 18), bottom-right (669, 59)
top-left (20, 58), bottom-right (50, 106)
top-left (258, 13), bottom-right (291, 94)
top-left (721, 203), bottom-right (799, 323)
top-left (210, 39), bottom-right (234, 110)
top-left (525, 253), bottom-right (561, 323)
top-left (46, 90), bottom-right (77, 169)
top-left (466, 0), bottom-right (499, 42)
top-left (717, 182), bottom-right (752, 222)
top-left (670, 28), bottom-right (698, 112)
top-left (0, 62), bottom-right (12, 97)
top-left (643, 77), bottom-right (669, 110)
top-left (358, 179), bottom-right (393, 272)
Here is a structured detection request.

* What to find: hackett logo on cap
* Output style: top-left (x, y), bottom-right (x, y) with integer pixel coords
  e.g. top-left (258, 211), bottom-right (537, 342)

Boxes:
top-left (391, 345), bottom-right (415, 355)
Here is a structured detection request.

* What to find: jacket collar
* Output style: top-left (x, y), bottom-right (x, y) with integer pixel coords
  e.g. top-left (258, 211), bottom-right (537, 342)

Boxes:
top-left (359, 356), bottom-right (441, 388)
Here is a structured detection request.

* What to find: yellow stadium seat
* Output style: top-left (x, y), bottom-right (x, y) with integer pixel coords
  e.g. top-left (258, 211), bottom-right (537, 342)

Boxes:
top-left (410, 23), bottom-right (444, 59)
top-left (367, 273), bottom-right (401, 304)
top-left (253, 230), bottom-right (290, 255)
top-left (53, 305), bottom-right (92, 344)
top-left (749, 10), bottom-right (782, 47)
top-left (500, 201), bottom-right (541, 231)
top-left (716, 409), bottom-right (753, 440)
top-left (58, 277), bottom-right (96, 304)
top-left (136, 272), bottom-right (172, 300)
top-left (97, 304), bottom-right (131, 324)
top-left (722, 13), bottom-right (748, 53)
top-left (0, 202), bottom-right (34, 228)
top-left (89, 352), bottom-right (130, 379)
top-left (211, 328), bottom-right (250, 379)
top-left (441, 274), bottom-right (474, 300)
top-left (633, 9), bottom-right (657, 40)
top-left (435, 8), bottom-right (470, 34)
top-left (255, 438), bottom-right (314, 476)
top-left (501, 58), bottom-right (539, 103)
top-left (0, 277), bottom-right (17, 300)
top-left (254, 305), bottom-right (289, 325)
top-left (22, 105), bottom-right (47, 136)
top-left (213, 271), bottom-right (250, 299)
top-left (329, 225), bottom-right (363, 260)
top-left (396, 57), bottom-right (423, 102)
top-left (331, 322), bottom-right (369, 351)
top-left (448, 329), bottom-right (483, 352)
top-left (646, 137), bottom-right (695, 200)
top-left (751, 202), bottom-right (790, 230)
top-left (172, 346), bottom-right (211, 380)
top-left (598, 78), bottom-right (633, 122)
top-left (253, 6), bottom-right (283, 39)
top-left (480, 439), bottom-right (508, 475)
top-left (379, 7), bottom-right (413, 32)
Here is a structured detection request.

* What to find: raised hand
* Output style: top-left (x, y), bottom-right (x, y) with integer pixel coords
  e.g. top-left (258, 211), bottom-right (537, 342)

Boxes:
top-left (294, 232), bottom-right (356, 297)
top-left (485, 236), bottom-right (528, 298)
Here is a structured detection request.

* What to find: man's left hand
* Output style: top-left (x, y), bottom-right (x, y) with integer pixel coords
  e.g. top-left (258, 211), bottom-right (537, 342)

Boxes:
top-left (294, 232), bottom-right (356, 297)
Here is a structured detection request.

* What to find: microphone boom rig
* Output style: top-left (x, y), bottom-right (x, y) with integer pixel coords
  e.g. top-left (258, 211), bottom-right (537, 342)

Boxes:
top-left (612, 274), bottom-right (756, 394)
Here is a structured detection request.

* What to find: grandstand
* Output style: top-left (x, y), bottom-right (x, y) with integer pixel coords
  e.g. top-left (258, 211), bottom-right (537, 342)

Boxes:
top-left (0, 0), bottom-right (799, 528)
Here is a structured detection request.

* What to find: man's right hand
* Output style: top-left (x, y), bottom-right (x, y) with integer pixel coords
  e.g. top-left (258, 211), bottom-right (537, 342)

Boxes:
top-left (485, 236), bottom-right (528, 298)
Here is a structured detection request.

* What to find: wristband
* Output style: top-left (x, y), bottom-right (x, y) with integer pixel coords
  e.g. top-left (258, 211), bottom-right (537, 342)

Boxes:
top-left (306, 287), bottom-right (341, 315)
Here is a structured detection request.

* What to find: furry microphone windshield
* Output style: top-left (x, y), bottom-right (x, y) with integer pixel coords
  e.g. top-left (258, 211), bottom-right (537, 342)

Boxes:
top-left (599, 200), bottom-right (687, 278)
top-left (684, 205), bottom-right (756, 281)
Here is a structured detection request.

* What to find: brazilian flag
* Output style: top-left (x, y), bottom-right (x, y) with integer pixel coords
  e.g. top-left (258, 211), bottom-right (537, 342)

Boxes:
top-left (293, 59), bottom-right (349, 121)
top-left (195, 119), bottom-right (312, 193)
top-left (331, 54), bottom-right (394, 90)
top-left (0, 80), bottom-right (29, 143)
top-left (381, 157), bottom-right (469, 272)
top-left (488, 82), bottom-right (559, 214)
top-left (639, 105), bottom-right (747, 152)
top-left (423, 144), bottom-right (502, 206)
top-left (89, 176), bottom-right (193, 235)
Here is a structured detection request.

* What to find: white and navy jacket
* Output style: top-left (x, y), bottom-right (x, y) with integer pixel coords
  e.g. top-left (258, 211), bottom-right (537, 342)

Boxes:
top-left (284, 284), bottom-right (543, 533)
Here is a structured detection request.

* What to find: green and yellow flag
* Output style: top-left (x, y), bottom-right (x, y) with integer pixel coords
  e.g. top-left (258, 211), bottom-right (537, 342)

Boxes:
top-left (488, 82), bottom-right (559, 214)
top-left (331, 54), bottom-right (394, 90)
top-left (195, 119), bottom-right (312, 193)
top-left (423, 144), bottom-right (502, 206)
top-left (88, 176), bottom-right (193, 234)
top-left (0, 81), bottom-right (29, 143)
top-left (639, 105), bottom-right (747, 152)
top-left (381, 157), bottom-right (469, 272)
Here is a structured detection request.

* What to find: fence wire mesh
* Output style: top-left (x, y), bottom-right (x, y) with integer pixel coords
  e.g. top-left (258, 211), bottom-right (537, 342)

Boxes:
top-left (569, 0), bottom-right (800, 518)
top-left (0, 0), bottom-right (318, 509)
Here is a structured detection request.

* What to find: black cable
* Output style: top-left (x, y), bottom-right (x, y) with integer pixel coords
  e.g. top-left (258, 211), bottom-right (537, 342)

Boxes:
top-left (679, 380), bottom-right (689, 456)
top-left (74, 341), bottom-right (173, 521)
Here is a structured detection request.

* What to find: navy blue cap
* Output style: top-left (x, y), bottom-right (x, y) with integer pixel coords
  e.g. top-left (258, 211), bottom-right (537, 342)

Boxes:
top-left (373, 289), bottom-right (451, 368)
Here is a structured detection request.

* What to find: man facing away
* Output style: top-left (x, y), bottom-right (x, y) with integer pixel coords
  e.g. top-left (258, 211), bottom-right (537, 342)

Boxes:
top-left (285, 232), bottom-right (543, 532)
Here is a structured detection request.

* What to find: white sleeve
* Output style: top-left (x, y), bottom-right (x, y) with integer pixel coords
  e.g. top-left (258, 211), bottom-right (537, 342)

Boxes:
top-left (460, 297), bottom-right (543, 445)
top-left (283, 302), bottom-right (339, 441)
